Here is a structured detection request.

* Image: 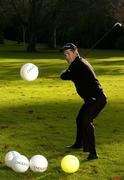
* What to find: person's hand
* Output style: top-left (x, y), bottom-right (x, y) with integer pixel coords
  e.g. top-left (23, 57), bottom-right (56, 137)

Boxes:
top-left (60, 69), bottom-right (71, 80)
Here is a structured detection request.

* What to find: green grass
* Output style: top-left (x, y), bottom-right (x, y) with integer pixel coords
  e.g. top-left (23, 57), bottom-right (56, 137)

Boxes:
top-left (0, 42), bottom-right (124, 180)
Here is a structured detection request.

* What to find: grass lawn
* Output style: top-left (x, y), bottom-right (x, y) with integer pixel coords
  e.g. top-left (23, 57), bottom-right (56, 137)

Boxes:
top-left (0, 42), bottom-right (124, 180)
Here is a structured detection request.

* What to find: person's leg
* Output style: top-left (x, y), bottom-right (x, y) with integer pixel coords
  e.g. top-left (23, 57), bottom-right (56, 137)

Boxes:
top-left (81, 94), bottom-right (107, 159)
top-left (85, 123), bottom-right (98, 160)
top-left (74, 106), bottom-right (85, 147)
top-left (69, 93), bottom-right (106, 149)
top-left (67, 105), bottom-right (84, 149)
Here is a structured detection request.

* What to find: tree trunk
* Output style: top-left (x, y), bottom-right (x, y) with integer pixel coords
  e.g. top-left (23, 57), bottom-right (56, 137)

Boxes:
top-left (53, 27), bottom-right (57, 48)
top-left (0, 31), bottom-right (4, 44)
top-left (27, 0), bottom-right (37, 52)
top-left (27, 32), bottom-right (36, 52)
top-left (22, 25), bottom-right (26, 46)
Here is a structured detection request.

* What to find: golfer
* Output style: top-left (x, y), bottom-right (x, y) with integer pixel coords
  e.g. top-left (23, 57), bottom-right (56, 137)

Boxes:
top-left (60, 43), bottom-right (107, 160)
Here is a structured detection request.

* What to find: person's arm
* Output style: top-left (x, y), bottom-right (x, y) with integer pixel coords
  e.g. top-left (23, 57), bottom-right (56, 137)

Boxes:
top-left (60, 69), bottom-right (71, 80)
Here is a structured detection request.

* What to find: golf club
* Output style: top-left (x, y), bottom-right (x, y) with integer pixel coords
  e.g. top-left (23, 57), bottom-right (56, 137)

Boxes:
top-left (37, 22), bottom-right (122, 71)
top-left (89, 22), bottom-right (122, 50)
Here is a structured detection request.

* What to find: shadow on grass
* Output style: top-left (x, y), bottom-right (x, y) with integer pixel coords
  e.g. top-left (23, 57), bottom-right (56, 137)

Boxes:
top-left (0, 99), bottom-right (124, 179)
top-left (96, 67), bottom-right (124, 76)
top-left (0, 47), bottom-right (124, 60)
top-left (0, 48), bottom-right (124, 82)
top-left (0, 50), bottom-right (63, 60)
top-left (0, 61), bottom-right (123, 83)
top-left (0, 99), bottom-right (123, 150)
top-left (81, 49), bottom-right (124, 59)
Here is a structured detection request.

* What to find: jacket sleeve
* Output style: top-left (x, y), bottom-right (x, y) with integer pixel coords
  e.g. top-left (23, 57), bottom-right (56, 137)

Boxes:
top-left (60, 69), bottom-right (71, 80)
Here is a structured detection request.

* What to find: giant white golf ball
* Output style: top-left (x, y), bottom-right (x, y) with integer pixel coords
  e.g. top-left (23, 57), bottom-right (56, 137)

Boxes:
top-left (61, 155), bottom-right (80, 173)
top-left (30, 155), bottom-right (48, 172)
top-left (5, 151), bottom-right (21, 168)
top-left (11, 155), bottom-right (29, 173)
top-left (20, 63), bottom-right (39, 81)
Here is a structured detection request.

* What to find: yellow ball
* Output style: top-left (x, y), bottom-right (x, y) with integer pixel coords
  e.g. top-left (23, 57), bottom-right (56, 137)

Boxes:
top-left (61, 155), bottom-right (79, 173)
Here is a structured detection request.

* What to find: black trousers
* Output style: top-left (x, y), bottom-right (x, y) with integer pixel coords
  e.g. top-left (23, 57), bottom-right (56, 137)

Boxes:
top-left (75, 92), bottom-right (107, 153)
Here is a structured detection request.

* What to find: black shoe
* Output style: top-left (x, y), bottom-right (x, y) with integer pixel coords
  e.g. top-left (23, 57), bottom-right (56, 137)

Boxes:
top-left (66, 144), bottom-right (83, 149)
top-left (86, 153), bottom-right (98, 160)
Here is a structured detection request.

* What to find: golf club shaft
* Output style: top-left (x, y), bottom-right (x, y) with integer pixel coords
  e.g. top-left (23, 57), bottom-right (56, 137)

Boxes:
top-left (89, 22), bottom-right (122, 50)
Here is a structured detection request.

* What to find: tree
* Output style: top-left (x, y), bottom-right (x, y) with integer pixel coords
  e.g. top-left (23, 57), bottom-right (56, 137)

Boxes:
top-left (52, 0), bottom-right (116, 48)
top-left (114, 0), bottom-right (124, 23)
top-left (10, 0), bottom-right (60, 52)
top-left (114, 0), bottom-right (124, 49)
top-left (10, 0), bottom-right (29, 45)
top-left (0, 0), bottom-right (14, 43)
top-left (0, 0), bottom-right (121, 50)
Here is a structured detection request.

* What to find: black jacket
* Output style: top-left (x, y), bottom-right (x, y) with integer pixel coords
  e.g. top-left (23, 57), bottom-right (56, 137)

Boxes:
top-left (60, 56), bottom-right (103, 101)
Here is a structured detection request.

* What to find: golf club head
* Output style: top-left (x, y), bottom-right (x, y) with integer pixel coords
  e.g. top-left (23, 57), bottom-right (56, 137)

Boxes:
top-left (113, 22), bottom-right (122, 28)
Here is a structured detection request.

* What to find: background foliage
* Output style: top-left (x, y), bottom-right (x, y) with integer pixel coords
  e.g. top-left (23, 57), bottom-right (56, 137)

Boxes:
top-left (0, 0), bottom-right (124, 51)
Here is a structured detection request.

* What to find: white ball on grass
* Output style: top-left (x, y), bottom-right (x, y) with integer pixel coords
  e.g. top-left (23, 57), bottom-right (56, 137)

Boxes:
top-left (20, 63), bottom-right (39, 81)
top-left (5, 151), bottom-right (21, 168)
top-left (30, 155), bottom-right (48, 172)
top-left (11, 155), bottom-right (29, 173)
